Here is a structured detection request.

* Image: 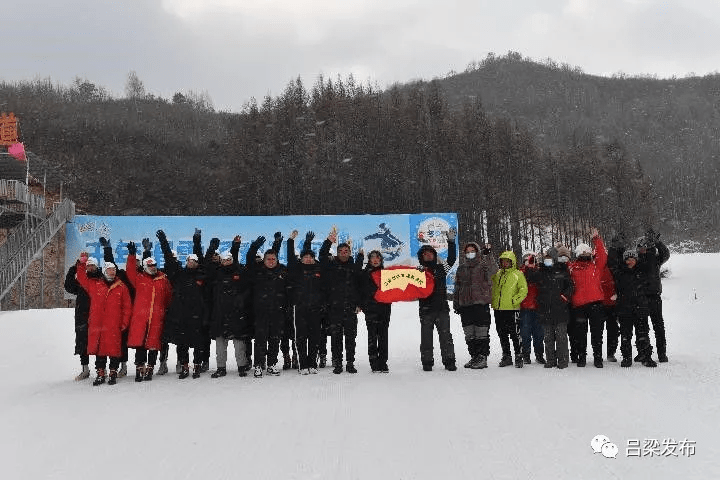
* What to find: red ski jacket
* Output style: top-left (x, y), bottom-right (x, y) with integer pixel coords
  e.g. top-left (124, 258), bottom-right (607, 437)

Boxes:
top-left (568, 236), bottom-right (607, 308)
top-left (76, 262), bottom-right (132, 358)
top-left (125, 254), bottom-right (172, 350)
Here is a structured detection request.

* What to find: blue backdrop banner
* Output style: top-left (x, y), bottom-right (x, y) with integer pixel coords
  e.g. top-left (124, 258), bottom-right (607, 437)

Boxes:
top-left (65, 213), bottom-right (459, 294)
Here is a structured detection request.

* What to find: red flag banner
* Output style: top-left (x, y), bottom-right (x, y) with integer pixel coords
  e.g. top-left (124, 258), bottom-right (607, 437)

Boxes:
top-left (7, 142), bottom-right (26, 161)
top-left (372, 265), bottom-right (435, 303)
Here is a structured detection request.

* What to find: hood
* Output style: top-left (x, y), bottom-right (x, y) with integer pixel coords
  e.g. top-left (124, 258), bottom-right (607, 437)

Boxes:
top-left (417, 245), bottom-right (437, 265)
top-left (498, 250), bottom-right (517, 269)
top-left (544, 246), bottom-right (558, 262)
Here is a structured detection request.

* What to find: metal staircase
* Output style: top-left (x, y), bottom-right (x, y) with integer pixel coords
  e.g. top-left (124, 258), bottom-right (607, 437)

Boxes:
top-left (0, 179), bottom-right (75, 305)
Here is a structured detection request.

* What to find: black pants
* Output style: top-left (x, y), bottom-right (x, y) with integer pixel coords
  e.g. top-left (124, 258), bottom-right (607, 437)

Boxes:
top-left (366, 306), bottom-right (391, 368)
top-left (120, 331), bottom-right (129, 363)
top-left (647, 295), bottom-right (666, 356)
top-left (619, 312), bottom-right (653, 360)
top-left (494, 310), bottom-right (521, 357)
top-left (159, 343), bottom-right (170, 363)
top-left (318, 312), bottom-right (330, 357)
top-left (295, 306), bottom-right (323, 369)
top-left (134, 348), bottom-right (159, 366)
top-left (459, 303), bottom-right (492, 357)
top-left (329, 305), bottom-right (358, 365)
top-left (419, 308), bottom-right (456, 366)
top-left (177, 344), bottom-right (203, 365)
top-left (573, 302), bottom-right (605, 360)
top-left (605, 306), bottom-right (619, 356)
top-left (254, 309), bottom-right (284, 368)
top-left (95, 356), bottom-right (121, 371)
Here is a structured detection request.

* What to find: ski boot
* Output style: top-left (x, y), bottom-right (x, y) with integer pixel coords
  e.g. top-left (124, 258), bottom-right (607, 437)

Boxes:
top-left (135, 365), bottom-right (144, 382)
top-left (108, 369), bottom-right (118, 385)
top-left (179, 363), bottom-right (190, 379)
top-left (144, 365), bottom-right (154, 381)
top-left (92, 368), bottom-right (106, 386)
top-left (498, 355), bottom-right (513, 367)
top-left (514, 356), bottom-right (524, 368)
top-left (346, 363), bottom-right (358, 374)
top-left (75, 365), bottom-right (90, 381)
top-left (535, 354), bottom-right (546, 365)
top-left (192, 364), bottom-right (202, 379)
top-left (211, 367), bottom-right (227, 378)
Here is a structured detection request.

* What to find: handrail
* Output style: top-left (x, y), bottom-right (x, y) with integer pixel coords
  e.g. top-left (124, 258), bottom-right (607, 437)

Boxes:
top-left (0, 179), bottom-right (47, 218)
top-left (0, 198), bottom-right (75, 303)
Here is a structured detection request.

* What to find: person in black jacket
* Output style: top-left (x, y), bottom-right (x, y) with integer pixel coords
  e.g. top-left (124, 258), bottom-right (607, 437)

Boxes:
top-left (637, 228), bottom-right (670, 362)
top-left (320, 231), bottom-right (363, 374)
top-left (247, 236), bottom-right (290, 377)
top-left (206, 236), bottom-right (253, 378)
top-left (359, 250), bottom-right (392, 373)
top-left (527, 247), bottom-right (574, 369)
top-left (612, 248), bottom-right (657, 368)
top-left (287, 230), bottom-right (327, 374)
top-left (417, 228), bottom-right (457, 372)
top-left (156, 229), bottom-right (212, 379)
top-left (64, 254), bottom-right (101, 380)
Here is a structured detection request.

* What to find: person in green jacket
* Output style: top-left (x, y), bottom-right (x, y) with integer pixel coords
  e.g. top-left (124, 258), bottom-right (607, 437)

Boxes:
top-left (491, 251), bottom-right (528, 368)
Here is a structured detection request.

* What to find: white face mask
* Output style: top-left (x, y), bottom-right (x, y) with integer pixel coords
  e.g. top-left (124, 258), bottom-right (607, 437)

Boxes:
top-left (543, 259), bottom-right (553, 267)
top-left (558, 256), bottom-right (569, 263)
top-left (465, 252), bottom-right (476, 260)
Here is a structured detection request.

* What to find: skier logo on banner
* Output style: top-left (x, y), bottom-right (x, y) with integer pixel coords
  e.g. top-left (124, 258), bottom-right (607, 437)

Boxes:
top-left (371, 265), bottom-right (434, 303)
top-left (363, 223), bottom-right (405, 262)
top-left (416, 217), bottom-right (451, 253)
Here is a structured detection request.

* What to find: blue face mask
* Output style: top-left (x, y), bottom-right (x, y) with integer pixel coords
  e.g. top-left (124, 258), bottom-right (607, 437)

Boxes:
top-left (543, 259), bottom-right (553, 267)
top-left (465, 252), bottom-right (476, 260)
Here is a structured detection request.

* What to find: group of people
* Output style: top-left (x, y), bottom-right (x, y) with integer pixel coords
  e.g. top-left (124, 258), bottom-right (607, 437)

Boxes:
top-left (65, 225), bottom-right (669, 387)
top-left (453, 227), bottom-right (670, 370)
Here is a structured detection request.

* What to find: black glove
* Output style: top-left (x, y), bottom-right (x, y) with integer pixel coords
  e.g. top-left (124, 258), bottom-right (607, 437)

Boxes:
top-left (305, 231), bottom-right (315, 244)
top-left (482, 246), bottom-right (492, 256)
top-left (193, 228), bottom-right (201, 243)
top-left (142, 238), bottom-right (152, 252)
top-left (251, 236), bottom-right (266, 250)
top-left (274, 231), bottom-right (283, 242)
top-left (99, 237), bottom-right (110, 248)
top-left (645, 228), bottom-right (659, 245)
top-left (127, 241), bottom-right (137, 255)
top-left (156, 230), bottom-right (167, 244)
top-left (209, 237), bottom-right (220, 251)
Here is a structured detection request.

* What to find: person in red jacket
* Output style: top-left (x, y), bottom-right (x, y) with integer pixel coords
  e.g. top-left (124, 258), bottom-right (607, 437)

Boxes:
top-left (568, 228), bottom-right (607, 368)
top-left (125, 241), bottom-right (173, 382)
top-left (75, 255), bottom-right (132, 386)
top-left (519, 252), bottom-right (545, 364)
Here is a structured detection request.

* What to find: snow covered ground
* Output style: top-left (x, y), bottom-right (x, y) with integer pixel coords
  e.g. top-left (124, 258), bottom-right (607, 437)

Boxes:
top-left (1, 253), bottom-right (717, 479)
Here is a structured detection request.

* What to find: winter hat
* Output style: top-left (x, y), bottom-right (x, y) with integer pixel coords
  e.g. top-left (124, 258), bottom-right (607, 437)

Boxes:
top-left (186, 253), bottom-right (199, 262)
top-left (300, 248), bottom-right (316, 258)
top-left (86, 257), bottom-right (98, 266)
top-left (142, 257), bottom-right (157, 268)
top-left (575, 243), bottom-right (592, 257)
top-left (623, 249), bottom-right (638, 261)
top-left (102, 261), bottom-right (117, 275)
top-left (556, 245), bottom-right (571, 259)
top-left (219, 251), bottom-right (233, 261)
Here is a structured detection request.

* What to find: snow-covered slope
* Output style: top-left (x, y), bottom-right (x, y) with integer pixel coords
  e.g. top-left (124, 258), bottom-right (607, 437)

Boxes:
top-left (0, 254), bottom-right (716, 479)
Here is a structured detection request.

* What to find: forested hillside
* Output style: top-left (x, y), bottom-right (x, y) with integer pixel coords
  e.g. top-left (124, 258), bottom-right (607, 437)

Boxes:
top-left (2, 53), bottom-right (718, 251)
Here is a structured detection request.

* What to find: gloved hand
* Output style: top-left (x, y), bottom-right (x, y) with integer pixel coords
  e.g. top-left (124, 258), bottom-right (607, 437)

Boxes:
top-left (193, 228), bottom-right (201, 243)
top-left (142, 237), bottom-right (152, 251)
top-left (233, 235), bottom-right (241, 245)
top-left (127, 241), bottom-right (137, 255)
top-left (645, 228), bottom-right (659, 246)
top-left (251, 236), bottom-right (266, 249)
top-left (209, 237), bottom-right (220, 251)
top-left (446, 227), bottom-right (457, 241)
top-left (482, 244), bottom-right (492, 256)
top-left (99, 237), bottom-right (110, 248)
top-left (156, 230), bottom-right (167, 244)
top-left (274, 231), bottom-right (283, 243)
top-left (305, 231), bottom-right (315, 244)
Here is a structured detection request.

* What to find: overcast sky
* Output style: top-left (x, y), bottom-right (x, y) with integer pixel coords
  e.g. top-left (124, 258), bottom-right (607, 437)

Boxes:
top-left (5, 0), bottom-right (720, 112)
